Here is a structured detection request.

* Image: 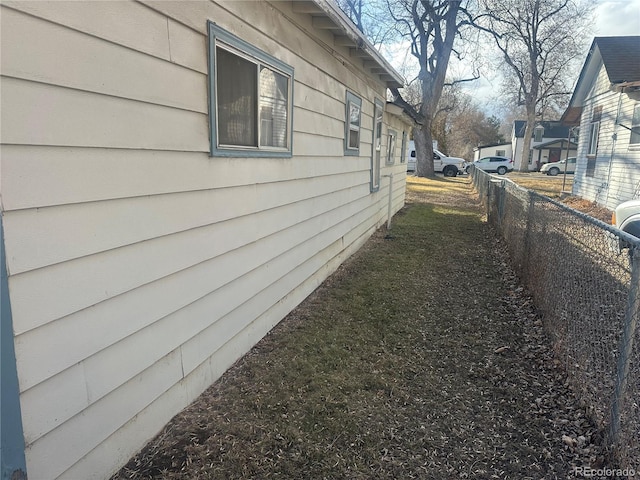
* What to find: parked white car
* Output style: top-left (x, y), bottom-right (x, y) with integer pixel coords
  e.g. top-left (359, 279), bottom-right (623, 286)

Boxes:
top-left (467, 156), bottom-right (513, 175)
top-left (613, 199), bottom-right (640, 240)
top-left (540, 157), bottom-right (576, 176)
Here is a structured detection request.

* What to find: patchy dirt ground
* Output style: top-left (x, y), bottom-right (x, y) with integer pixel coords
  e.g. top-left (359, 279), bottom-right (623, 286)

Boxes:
top-left (113, 176), bottom-right (610, 480)
top-left (559, 195), bottom-right (613, 224)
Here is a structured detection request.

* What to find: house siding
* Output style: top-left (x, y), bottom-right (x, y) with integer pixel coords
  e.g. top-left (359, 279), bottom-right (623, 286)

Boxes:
top-left (0, 1), bottom-right (408, 479)
top-left (510, 121), bottom-right (573, 171)
top-left (572, 63), bottom-right (640, 208)
top-left (0, 216), bottom-right (27, 480)
top-left (473, 143), bottom-right (513, 161)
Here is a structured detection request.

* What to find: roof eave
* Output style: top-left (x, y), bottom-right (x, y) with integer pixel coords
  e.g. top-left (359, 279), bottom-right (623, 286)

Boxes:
top-left (303, 0), bottom-right (405, 89)
top-left (561, 38), bottom-right (599, 125)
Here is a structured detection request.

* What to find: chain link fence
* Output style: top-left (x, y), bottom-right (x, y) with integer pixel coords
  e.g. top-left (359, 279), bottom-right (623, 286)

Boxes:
top-left (471, 167), bottom-right (640, 470)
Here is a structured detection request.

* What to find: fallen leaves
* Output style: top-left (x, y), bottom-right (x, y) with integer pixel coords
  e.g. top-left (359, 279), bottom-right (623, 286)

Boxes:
top-left (111, 177), bottom-right (610, 480)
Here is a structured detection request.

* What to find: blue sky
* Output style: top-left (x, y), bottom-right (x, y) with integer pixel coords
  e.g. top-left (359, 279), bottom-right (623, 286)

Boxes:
top-left (461, 0), bottom-right (640, 115)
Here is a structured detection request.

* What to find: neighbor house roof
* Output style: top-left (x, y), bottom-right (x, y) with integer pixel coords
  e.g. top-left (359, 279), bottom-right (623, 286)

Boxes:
top-left (562, 36), bottom-right (640, 125)
top-left (473, 142), bottom-right (511, 151)
top-left (513, 120), bottom-right (570, 139)
top-left (301, 0), bottom-right (404, 89)
top-left (532, 139), bottom-right (577, 150)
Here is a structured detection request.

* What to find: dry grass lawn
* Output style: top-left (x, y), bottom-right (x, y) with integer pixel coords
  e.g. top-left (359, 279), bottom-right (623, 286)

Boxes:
top-left (498, 172), bottom-right (613, 223)
top-left (112, 176), bottom-right (608, 480)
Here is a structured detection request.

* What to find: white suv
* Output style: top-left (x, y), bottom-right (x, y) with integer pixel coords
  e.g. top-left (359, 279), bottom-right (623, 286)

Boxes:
top-left (613, 199), bottom-right (640, 239)
top-left (467, 156), bottom-right (513, 175)
top-left (540, 157), bottom-right (576, 176)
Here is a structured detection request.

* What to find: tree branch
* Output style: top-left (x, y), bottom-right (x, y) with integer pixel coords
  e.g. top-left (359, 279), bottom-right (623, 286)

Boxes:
top-left (390, 87), bottom-right (425, 125)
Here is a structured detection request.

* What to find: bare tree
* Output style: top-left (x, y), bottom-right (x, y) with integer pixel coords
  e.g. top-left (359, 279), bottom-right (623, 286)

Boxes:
top-left (335, 0), bottom-right (397, 47)
top-left (477, 0), bottom-right (593, 172)
top-left (430, 82), bottom-right (505, 161)
top-left (431, 82), bottom-right (469, 155)
top-left (387, 0), bottom-right (478, 177)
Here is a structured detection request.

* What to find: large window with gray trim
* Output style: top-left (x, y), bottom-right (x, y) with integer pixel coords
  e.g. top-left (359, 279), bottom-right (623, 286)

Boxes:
top-left (208, 22), bottom-right (293, 157)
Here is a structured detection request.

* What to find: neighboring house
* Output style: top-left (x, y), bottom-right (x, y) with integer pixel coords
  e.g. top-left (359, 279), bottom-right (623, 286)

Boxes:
top-left (561, 36), bottom-right (640, 209)
top-left (473, 142), bottom-right (513, 161)
top-left (511, 120), bottom-right (577, 171)
top-left (0, 2), bottom-right (412, 479)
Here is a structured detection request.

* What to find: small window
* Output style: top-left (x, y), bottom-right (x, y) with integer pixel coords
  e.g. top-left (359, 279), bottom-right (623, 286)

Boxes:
top-left (386, 130), bottom-right (397, 165)
top-left (587, 106), bottom-right (602, 156)
top-left (371, 99), bottom-right (383, 192)
top-left (345, 91), bottom-right (362, 155)
top-left (533, 127), bottom-right (544, 143)
top-left (586, 157), bottom-right (596, 177)
top-left (630, 103), bottom-right (640, 146)
top-left (208, 22), bottom-right (293, 157)
top-left (496, 149), bottom-right (506, 157)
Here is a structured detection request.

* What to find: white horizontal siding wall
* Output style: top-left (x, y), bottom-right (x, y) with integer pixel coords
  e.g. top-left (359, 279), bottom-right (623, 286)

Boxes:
top-left (0, 1), bottom-right (408, 479)
top-left (473, 144), bottom-right (513, 161)
top-left (604, 93), bottom-right (640, 206)
top-left (572, 64), bottom-right (640, 209)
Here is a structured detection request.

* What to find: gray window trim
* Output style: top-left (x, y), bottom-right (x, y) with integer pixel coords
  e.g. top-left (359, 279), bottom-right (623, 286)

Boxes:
top-left (400, 131), bottom-right (407, 164)
top-left (630, 103), bottom-right (640, 146)
top-left (344, 91), bottom-right (362, 156)
top-left (386, 129), bottom-right (397, 165)
top-left (587, 121), bottom-right (600, 156)
top-left (370, 98), bottom-right (384, 192)
top-left (587, 105), bottom-right (602, 157)
top-left (208, 21), bottom-right (294, 158)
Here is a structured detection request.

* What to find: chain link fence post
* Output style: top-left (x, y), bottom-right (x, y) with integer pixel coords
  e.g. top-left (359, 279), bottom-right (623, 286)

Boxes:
top-left (469, 169), bottom-right (640, 468)
top-left (610, 246), bottom-right (640, 449)
top-left (521, 192), bottom-right (535, 282)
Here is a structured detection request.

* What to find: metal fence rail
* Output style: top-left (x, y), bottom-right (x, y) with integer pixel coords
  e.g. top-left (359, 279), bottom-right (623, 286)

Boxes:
top-left (471, 167), bottom-right (640, 469)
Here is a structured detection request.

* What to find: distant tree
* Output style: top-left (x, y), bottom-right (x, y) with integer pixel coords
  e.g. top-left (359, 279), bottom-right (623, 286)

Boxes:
top-left (477, 0), bottom-right (594, 172)
top-left (450, 110), bottom-right (505, 160)
top-left (432, 84), bottom-right (505, 160)
top-left (430, 83), bottom-right (464, 155)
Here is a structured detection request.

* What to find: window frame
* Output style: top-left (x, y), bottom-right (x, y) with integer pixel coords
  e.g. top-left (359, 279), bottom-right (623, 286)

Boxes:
top-left (400, 131), bottom-right (407, 164)
top-left (208, 22), bottom-right (294, 158)
top-left (386, 130), bottom-right (397, 165)
top-left (586, 157), bottom-right (596, 177)
top-left (587, 105), bottom-right (602, 157)
top-left (370, 98), bottom-right (384, 192)
top-left (344, 91), bottom-right (362, 156)
top-left (533, 127), bottom-right (544, 143)
top-left (630, 103), bottom-right (640, 147)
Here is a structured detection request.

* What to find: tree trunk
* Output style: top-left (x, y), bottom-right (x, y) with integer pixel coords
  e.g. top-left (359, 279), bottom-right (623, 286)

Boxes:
top-left (415, 122), bottom-right (435, 177)
top-left (519, 105), bottom-right (537, 173)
